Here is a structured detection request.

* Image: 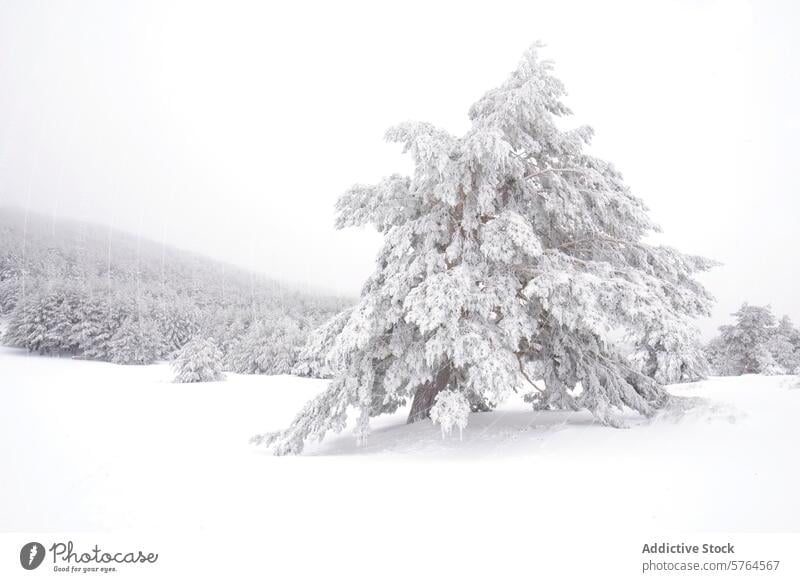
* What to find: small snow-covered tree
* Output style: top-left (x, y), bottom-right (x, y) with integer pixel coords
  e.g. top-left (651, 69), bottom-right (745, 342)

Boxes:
top-left (253, 44), bottom-right (715, 455)
top-left (79, 290), bottom-right (132, 361)
top-left (430, 390), bottom-right (470, 440)
top-left (770, 316), bottom-right (800, 374)
top-left (3, 289), bottom-right (47, 352)
top-left (172, 337), bottom-right (225, 383)
top-left (767, 335), bottom-right (798, 374)
top-left (109, 316), bottom-right (161, 365)
top-left (777, 315), bottom-right (800, 347)
top-left (0, 251), bottom-right (22, 315)
top-left (704, 336), bottom-right (737, 376)
top-left (706, 304), bottom-right (800, 376)
top-left (3, 283), bottom-right (79, 354)
top-left (629, 322), bottom-right (708, 384)
top-left (709, 304), bottom-right (780, 375)
top-left (225, 315), bottom-right (304, 375)
top-left (0, 277), bottom-right (19, 315)
top-left (156, 293), bottom-right (200, 357)
top-left (68, 293), bottom-right (105, 357)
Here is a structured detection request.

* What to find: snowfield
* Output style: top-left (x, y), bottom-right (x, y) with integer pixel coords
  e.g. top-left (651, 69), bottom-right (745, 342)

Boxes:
top-left (3, 345), bottom-right (799, 531)
top-left (2, 346), bottom-right (800, 579)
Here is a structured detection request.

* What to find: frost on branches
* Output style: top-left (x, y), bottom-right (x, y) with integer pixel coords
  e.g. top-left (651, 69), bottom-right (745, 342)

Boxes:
top-left (706, 304), bottom-right (800, 376)
top-left (0, 208), bottom-right (348, 370)
top-left (628, 321), bottom-right (708, 385)
top-left (172, 337), bottom-right (225, 383)
top-left (291, 308), bottom-right (353, 378)
top-left (430, 390), bottom-right (470, 440)
top-left (252, 44), bottom-right (714, 455)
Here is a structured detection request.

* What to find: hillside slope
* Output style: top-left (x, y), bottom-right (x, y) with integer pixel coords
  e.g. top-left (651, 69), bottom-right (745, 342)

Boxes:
top-left (0, 207), bottom-right (350, 371)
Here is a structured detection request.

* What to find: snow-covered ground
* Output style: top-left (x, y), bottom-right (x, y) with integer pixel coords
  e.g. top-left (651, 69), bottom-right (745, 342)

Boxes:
top-left (3, 345), bottom-right (799, 532)
top-left (2, 346), bottom-right (799, 579)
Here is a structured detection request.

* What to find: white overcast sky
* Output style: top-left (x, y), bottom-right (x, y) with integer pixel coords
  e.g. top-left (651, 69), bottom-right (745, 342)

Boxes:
top-left (0, 0), bottom-right (796, 336)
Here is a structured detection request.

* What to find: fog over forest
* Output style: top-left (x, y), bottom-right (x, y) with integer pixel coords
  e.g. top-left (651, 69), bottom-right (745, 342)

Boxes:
top-left (0, 0), bottom-right (797, 338)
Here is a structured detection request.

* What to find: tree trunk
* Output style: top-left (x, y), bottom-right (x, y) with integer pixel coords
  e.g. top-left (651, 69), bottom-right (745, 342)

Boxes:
top-left (407, 365), bottom-right (451, 424)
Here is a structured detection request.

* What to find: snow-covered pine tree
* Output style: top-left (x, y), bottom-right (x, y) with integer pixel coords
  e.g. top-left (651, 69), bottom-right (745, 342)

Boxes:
top-left (226, 315), bottom-right (304, 375)
top-left (629, 322), bottom-right (708, 384)
top-left (771, 315), bottom-right (800, 374)
top-left (704, 335), bottom-right (737, 376)
top-left (253, 44), bottom-right (715, 455)
top-left (68, 291), bottom-right (103, 357)
top-left (0, 251), bottom-right (21, 315)
top-left (156, 293), bottom-right (200, 357)
top-left (172, 337), bottom-right (225, 383)
top-left (3, 288), bottom-right (46, 352)
top-left (711, 303), bottom-right (780, 375)
top-left (0, 277), bottom-right (19, 316)
top-left (777, 316), bottom-right (800, 345)
top-left (48, 282), bottom-right (83, 354)
top-left (4, 283), bottom-right (69, 354)
top-left (708, 306), bottom-right (800, 376)
top-left (79, 289), bottom-right (131, 361)
top-left (108, 315), bottom-right (161, 365)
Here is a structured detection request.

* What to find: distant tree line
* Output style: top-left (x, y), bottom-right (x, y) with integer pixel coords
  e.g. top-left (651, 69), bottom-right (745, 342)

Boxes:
top-left (0, 208), bottom-right (350, 373)
top-left (706, 304), bottom-right (800, 375)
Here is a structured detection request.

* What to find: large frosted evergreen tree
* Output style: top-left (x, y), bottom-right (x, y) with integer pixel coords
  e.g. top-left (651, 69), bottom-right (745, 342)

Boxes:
top-left (254, 45), bottom-right (714, 455)
top-left (706, 304), bottom-right (799, 375)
